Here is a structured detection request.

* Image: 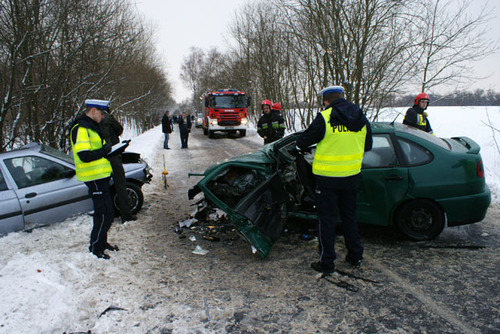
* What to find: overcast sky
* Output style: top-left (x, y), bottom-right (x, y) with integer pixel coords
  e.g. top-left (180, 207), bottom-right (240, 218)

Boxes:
top-left (134, 0), bottom-right (500, 103)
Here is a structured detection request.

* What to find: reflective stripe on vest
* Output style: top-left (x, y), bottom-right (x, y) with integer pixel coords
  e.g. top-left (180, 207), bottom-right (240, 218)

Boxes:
top-left (71, 124), bottom-right (112, 182)
top-left (312, 108), bottom-right (367, 177)
top-left (416, 114), bottom-right (427, 127)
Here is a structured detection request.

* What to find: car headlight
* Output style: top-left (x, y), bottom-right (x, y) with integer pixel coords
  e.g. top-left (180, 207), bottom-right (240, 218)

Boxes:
top-left (241, 118), bottom-right (248, 125)
top-left (209, 119), bottom-right (218, 126)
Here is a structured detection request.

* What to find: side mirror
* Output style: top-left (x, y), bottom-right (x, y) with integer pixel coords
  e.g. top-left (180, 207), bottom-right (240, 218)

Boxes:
top-left (247, 97), bottom-right (251, 107)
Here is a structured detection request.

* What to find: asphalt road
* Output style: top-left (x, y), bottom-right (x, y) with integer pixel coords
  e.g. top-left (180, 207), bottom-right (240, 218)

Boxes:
top-left (144, 128), bottom-right (500, 333)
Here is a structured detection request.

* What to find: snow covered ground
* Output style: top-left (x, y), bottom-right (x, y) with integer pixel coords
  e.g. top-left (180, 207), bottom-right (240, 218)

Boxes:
top-left (0, 106), bottom-right (499, 333)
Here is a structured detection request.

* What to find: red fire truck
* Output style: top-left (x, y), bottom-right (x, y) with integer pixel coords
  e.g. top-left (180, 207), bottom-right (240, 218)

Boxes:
top-left (201, 89), bottom-right (250, 138)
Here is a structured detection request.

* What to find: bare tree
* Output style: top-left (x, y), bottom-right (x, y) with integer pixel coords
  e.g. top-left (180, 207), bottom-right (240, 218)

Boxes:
top-left (0, 0), bottom-right (172, 151)
top-left (405, 0), bottom-right (498, 92)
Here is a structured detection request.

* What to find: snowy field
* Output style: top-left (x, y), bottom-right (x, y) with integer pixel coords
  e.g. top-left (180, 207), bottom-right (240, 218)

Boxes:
top-left (0, 106), bottom-right (499, 333)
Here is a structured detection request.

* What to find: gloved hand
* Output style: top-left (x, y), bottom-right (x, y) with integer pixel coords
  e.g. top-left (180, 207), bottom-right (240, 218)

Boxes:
top-left (107, 140), bottom-right (130, 157)
top-left (290, 145), bottom-right (310, 156)
top-left (102, 142), bottom-right (112, 154)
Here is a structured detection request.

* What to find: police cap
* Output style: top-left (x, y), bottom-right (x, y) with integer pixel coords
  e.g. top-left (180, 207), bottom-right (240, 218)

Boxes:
top-left (319, 86), bottom-right (344, 96)
top-left (85, 99), bottom-right (110, 112)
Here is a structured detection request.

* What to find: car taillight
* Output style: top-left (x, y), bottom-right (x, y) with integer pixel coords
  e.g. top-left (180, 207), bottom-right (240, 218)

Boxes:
top-left (476, 160), bottom-right (484, 178)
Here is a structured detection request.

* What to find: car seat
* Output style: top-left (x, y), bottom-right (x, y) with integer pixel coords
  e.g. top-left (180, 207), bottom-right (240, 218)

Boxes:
top-left (11, 166), bottom-right (31, 188)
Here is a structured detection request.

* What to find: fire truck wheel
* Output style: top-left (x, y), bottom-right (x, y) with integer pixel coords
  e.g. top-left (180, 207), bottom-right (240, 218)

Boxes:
top-left (240, 130), bottom-right (246, 137)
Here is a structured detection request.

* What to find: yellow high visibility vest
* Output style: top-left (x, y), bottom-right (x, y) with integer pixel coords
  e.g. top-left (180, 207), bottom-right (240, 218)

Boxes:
top-left (71, 124), bottom-right (112, 182)
top-left (313, 108), bottom-right (367, 177)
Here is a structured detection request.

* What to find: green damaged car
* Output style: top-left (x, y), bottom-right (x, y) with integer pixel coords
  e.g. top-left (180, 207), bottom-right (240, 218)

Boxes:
top-left (188, 122), bottom-right (490, 258)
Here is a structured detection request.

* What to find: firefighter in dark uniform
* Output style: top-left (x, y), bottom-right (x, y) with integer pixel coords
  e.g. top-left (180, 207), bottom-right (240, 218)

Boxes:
top-left (271, 102), bottom-right (286, 140)
top-left (257, 100), bottom-right (285, 144)
top-left (296, 86), bottom-right (372, 273)
top-left (403, 93), bottom-right (433, 134)
top-left (70, 99), bottom-right (118, 260)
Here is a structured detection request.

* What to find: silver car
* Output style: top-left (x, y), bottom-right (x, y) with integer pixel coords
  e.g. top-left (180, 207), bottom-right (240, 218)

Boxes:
top-left (0, 143), bottom-right (152, 236)
top-left (195, 112), bottom-right (203, 128)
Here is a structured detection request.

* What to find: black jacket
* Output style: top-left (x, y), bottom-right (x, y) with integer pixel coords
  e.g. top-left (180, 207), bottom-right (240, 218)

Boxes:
top-left (296, 98), bottom-right (372, 152)
top-left (403, 105), bottom-right (433, 133)
top-left (162, 114), bottom-right (173, 134)
top-left (100, 113), bottom-right (123, 145)
top-left (178, 116), bottom-right (192, 134)
top-left (257, 111), bottom-right (285, 144)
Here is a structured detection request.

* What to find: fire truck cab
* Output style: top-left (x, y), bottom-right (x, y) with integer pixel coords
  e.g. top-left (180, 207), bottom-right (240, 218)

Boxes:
top-left (201, 89), bottom-right (250, 138)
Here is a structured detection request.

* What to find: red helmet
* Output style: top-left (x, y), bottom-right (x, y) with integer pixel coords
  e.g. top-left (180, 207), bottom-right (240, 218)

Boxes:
top-left (271, 102), bottom-right (281, 111)
top-left (261, 100), bottom-right (272, 109)
top-left (414, 93), bottom-right (430, 105)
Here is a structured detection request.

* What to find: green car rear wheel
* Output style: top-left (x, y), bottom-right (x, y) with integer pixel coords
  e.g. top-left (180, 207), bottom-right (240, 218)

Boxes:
top-left (395, 199), bottom-right (445, 241)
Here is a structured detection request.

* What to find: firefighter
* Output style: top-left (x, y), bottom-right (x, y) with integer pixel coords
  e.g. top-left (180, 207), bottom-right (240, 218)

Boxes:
top-left (403, 93), bottom-right (434, 134)
top-left (70, 99), bottom-right (118, 260)
top-left (296, 86), bottom-right (372, 273)
top-left (257, 100), bottom-right (285, 144)
top-left (271, 102), bottom-right (286, 141)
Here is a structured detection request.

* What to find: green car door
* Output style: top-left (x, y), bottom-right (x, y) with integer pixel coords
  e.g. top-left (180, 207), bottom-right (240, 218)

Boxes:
top-left (357, 134), bottom-right (409, 226)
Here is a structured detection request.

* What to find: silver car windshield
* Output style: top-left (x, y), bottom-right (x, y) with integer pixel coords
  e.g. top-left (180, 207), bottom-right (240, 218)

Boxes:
top-left (41, 145), bottom-right (74, 164)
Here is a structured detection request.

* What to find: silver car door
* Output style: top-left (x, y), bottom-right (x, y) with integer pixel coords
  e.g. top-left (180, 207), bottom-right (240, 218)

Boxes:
top-left (5, 155), bottom-right (93, 230)
top-left (0, 168), bottom-right (24, 235)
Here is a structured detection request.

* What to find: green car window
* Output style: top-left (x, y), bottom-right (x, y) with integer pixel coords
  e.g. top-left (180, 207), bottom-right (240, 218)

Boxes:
top-left (397, 138), bottom-right (433, 166)
top-left (362, 135), bottom-right (397, 168)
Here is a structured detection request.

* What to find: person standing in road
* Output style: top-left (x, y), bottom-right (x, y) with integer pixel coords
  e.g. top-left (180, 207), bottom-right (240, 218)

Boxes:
top-left (296, 86), bottom-right (372, 274)
top-left (70, 99), bottom-right (117, 260)
top-left (403, 93), bottom-right (433, 134)
top-left (257, 99), bottom-right (284, 144)
top-left (271, 102), bottom-right (286, 141)
top-left (162, 110), bottom-right (173, 149)
top-left (178, 112), bottom-right (192, 148)
top-left (101, 111), bottom-right (137, 223)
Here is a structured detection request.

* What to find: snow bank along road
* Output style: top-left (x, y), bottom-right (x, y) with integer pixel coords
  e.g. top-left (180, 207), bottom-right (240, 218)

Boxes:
top-left (0, 127), bottom-right (499, 333)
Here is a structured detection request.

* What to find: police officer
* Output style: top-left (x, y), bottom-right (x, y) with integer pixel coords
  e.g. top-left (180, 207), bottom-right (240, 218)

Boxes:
top-left (70, 99), bottom-right (117, 259)
top-left (296, 86), bottom-right (372, 273)
top-left (257, 100), bottom-right (285, 144)
top-left (403, 93), bottom-right (433, 134)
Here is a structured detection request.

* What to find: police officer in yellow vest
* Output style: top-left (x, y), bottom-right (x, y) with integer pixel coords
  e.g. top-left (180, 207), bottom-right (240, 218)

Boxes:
top-left (70, 99), bottom-right (117, 260)
top-left (296, 86), bottom-right (372, 274)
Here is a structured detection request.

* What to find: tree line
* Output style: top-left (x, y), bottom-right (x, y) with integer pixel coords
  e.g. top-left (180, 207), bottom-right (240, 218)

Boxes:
top-left (0, 0), bottom-right (172, 152)
top-left (180, 0), bottom-right (497, 130)
top-left (389, 89), bottom-right (500, 107)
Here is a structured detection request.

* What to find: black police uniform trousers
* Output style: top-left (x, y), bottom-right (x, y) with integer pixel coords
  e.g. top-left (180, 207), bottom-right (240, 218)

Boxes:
top-left (85, 177), bottom-right (114, 254)
top-left (108, 154), bottom-right (132, 220)
top-left (315, 174), bottom-right (364, 266)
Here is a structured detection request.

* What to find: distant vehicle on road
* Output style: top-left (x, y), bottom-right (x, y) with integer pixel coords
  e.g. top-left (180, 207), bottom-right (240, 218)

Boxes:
top-left (195, 112), bottom-right (203, 128)
top-left (0, 143), bottom-right (152, 236)
top-left (200, 89), bottom-right (250, 138)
